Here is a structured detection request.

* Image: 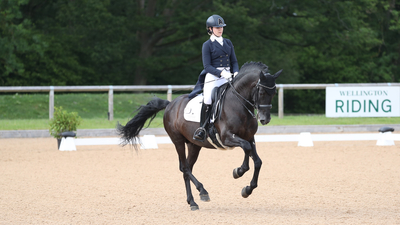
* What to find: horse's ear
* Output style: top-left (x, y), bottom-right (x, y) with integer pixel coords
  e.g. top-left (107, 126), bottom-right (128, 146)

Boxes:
top-left (273, 69), bottom-right (283, 79)
top-left (259, 71), bottom-right (269, 82)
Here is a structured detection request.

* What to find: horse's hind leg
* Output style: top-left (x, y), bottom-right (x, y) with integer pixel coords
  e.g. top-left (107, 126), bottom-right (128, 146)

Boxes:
top-left (174, 141), bottom-right (199, 210)
top-left (233, 154), bottom-right (250, 179)
top-left (186, 142), bottom-right (210, 202)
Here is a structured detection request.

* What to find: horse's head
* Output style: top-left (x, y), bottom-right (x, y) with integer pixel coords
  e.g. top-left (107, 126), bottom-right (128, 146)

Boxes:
top-left (255, 69), bottom-right (282, 125)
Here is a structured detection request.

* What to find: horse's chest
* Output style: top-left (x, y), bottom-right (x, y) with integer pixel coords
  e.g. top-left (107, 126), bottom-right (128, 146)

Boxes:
top-left (225, 119), bottom-right (257, 136)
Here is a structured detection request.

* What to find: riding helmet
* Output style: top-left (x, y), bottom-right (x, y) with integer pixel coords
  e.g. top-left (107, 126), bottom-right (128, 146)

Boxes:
top-left (206, 14), bottom-right (226, 29)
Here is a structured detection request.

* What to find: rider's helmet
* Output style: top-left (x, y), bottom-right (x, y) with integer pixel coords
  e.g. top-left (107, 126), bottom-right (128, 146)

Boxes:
top-left (206, 15), bottom-right (226, 35)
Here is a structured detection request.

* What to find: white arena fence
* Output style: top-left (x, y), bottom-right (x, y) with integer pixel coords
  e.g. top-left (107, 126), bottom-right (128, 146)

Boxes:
top-left (73, 133), bottom-right (400, 146)
top-left (1, 83), bottom-right (399, 120)
top-left (55, 132), bottom-right (399, 151)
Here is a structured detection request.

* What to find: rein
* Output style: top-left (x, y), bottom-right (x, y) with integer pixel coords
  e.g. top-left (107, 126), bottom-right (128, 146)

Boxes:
top-left (227, 79), bottom-right (274, 118)
top-left (228, 81), bottom-right (257, 118)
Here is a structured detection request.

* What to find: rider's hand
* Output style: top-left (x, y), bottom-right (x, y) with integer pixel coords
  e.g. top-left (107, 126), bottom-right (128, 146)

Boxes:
top-left (233, 72), bottom-right (238, 77)
top-left (220, 70), bottom-right (232, 80)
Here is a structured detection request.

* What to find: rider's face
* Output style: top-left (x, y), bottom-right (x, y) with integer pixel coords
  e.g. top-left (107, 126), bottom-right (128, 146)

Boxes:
top-left (212, 27), bottom-right (224, 37)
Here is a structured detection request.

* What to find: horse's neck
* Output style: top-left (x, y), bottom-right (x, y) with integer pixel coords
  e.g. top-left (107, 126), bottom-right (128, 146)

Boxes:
top-left (232, 72), bottom-right (258, 99)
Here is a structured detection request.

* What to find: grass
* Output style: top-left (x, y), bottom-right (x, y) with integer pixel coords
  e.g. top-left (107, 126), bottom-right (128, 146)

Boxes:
top-left (0, 117), bottom-right (165, 130)
top-left (0, 92), bottom-right (398, 130)
top-left (268, 115), bottom-right (398, 126)
top-left (0, 92), bottom-right (173, 119)
top-left (0, 92), bottom-right (174, 130)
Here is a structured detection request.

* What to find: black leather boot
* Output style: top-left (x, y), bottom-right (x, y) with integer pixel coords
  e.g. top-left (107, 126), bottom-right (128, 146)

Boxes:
top-left (193, 103), bottom-right (211, 141)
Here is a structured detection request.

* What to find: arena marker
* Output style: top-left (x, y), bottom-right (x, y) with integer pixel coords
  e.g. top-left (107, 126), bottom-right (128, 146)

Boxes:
top-left (140, 135), bottom-right (158, 149)
top-left (376, 132), bottom-right (395, 146)
top-left (59, 137), bottom-right (77, 151)
top-left (298, 132), bottom-right (314, 147)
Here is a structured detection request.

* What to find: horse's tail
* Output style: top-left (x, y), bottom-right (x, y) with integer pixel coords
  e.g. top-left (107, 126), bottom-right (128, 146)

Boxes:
top-left (117, 97), bottom-right (170, 147)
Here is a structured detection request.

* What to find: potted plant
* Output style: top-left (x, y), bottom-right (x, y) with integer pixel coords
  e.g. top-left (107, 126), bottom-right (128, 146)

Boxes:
top-left (49, 106), bottom-right (82, 149)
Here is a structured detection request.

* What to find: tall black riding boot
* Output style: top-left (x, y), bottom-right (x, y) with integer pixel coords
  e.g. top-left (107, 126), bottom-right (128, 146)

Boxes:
top-left (193, 103), bottom-right (211, 141)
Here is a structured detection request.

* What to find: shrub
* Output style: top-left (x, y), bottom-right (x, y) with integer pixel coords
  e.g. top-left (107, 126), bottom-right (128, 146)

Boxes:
top-left (49, 106), bottom-right (82, 138)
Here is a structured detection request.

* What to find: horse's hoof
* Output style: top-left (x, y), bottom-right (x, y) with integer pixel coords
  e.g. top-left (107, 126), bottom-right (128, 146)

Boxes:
top-left (241, 186), bottom-right (250, 198)
top-left (190, 205), bottom-right (199, 211)
top-left (200, 194), bottom-right (210, 202)
top-left (233, 167), bottom-right (241, 179)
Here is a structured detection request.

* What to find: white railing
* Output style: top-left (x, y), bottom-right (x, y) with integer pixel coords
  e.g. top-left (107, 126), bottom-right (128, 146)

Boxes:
top-left (1, 83), bottom-right (399, 120)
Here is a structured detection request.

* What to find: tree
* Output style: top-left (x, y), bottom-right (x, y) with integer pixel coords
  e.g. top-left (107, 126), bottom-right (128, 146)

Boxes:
top-left (238, 0), bottom-right (390, 113)
top-left (23, 0), bottom-right (128, 85)
top-left (130, 0), bottom-right (211, 85)
top-left (0, 0), bottom-right (47, 85)
top-left (367, 0), bottom-right (400, 82)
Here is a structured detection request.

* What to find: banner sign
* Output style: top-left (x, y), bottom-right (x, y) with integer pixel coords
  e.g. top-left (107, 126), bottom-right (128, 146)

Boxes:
top-left (326, 86), bottom-right (400, 117)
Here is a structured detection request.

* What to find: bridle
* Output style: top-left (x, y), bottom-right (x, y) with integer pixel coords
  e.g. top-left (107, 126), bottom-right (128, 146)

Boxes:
top-left (254, 79), bottom-right (275, 109)
top-left (228, 78), bottom-right (275, 118)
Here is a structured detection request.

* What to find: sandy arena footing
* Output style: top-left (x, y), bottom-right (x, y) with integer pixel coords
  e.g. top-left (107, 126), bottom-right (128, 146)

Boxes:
top-left (0, 138), bottom-right (399, 224)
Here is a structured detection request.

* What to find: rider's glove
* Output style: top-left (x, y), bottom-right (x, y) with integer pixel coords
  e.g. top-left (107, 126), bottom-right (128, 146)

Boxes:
top-left (220, 70), bottom-right (232, 80)
top-left (233, 72), bottom-right (238, 77)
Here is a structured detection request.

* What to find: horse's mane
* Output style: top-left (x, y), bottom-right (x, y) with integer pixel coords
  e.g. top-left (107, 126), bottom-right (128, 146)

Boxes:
top-left (233, 61), bottom-right (269, 82)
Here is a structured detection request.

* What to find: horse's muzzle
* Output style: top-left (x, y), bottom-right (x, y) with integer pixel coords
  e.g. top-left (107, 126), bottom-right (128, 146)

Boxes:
top-left (259, 117), bottom-right (271, 125)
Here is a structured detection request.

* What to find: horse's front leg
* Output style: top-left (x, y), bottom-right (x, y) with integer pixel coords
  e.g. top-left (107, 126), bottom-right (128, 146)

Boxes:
top-left (225, 136), bottom-right (262, 198)
top-left (233, 154), bottom-right (250, 179)
top-left (240, 138), bottom-right (262, 198)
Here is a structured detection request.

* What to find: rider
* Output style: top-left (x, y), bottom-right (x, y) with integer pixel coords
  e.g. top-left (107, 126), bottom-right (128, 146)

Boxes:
top-left (192, 14), bottom-right (239, 141)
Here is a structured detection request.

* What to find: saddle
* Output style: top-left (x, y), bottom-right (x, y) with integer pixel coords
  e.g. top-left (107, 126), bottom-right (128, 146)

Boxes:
top-left (185, 83), bottom-right (232, 149)
top-left (209, 83), bottom-right (228, 123)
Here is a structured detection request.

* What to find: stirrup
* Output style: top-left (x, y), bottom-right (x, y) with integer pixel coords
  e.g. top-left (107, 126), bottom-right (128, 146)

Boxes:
top-left (193, 127), bottom-right (206, 141)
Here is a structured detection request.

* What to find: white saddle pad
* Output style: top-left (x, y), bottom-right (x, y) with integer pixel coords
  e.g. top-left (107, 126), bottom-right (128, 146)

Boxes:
top-left (184, 94), bottom-right (203, 123)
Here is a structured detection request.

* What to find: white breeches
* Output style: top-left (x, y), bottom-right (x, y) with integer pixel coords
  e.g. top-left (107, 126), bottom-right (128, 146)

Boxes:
top-left (203, 67), bottom-right (229, 105)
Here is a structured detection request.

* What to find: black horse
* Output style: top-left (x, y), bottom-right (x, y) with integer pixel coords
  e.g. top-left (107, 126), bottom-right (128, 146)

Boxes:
top-left (118, 62), bottom-right (282, 210)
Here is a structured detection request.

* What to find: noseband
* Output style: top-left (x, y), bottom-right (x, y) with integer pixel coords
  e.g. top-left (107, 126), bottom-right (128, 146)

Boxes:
top-left (254, 80), bottom-right (275, 110)
top-left (228, 79), bottom-right (275, 118)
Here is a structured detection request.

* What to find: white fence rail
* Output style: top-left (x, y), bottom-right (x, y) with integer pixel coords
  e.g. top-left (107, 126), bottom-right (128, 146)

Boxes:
top-left (1, 83), bottom-right (399, 120)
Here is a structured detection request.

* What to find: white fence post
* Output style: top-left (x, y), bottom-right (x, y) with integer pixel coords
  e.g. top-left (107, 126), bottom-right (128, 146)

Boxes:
top-left (108, 86), bottom-right (113, 121)
top-left (278, 85), bottom-right (284, 118)
top-left (49, 86), bottom-right (54, 120)
top-left (167, 85), bottom-right (172, 102)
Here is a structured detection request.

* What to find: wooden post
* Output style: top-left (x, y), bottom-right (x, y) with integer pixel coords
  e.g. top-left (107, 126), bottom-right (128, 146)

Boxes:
top-left (167, 85), bottom-right (172, 102)
top-left (108, 86), bottom-right (113, 121)
top-left (49, 86), bottom-right (54, 120)
top-left (278, 86), bottom-right (284, 118)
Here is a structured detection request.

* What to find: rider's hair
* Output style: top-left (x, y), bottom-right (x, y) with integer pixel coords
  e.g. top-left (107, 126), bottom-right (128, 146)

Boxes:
top-left (207, 27), bottom-right (213, 35)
